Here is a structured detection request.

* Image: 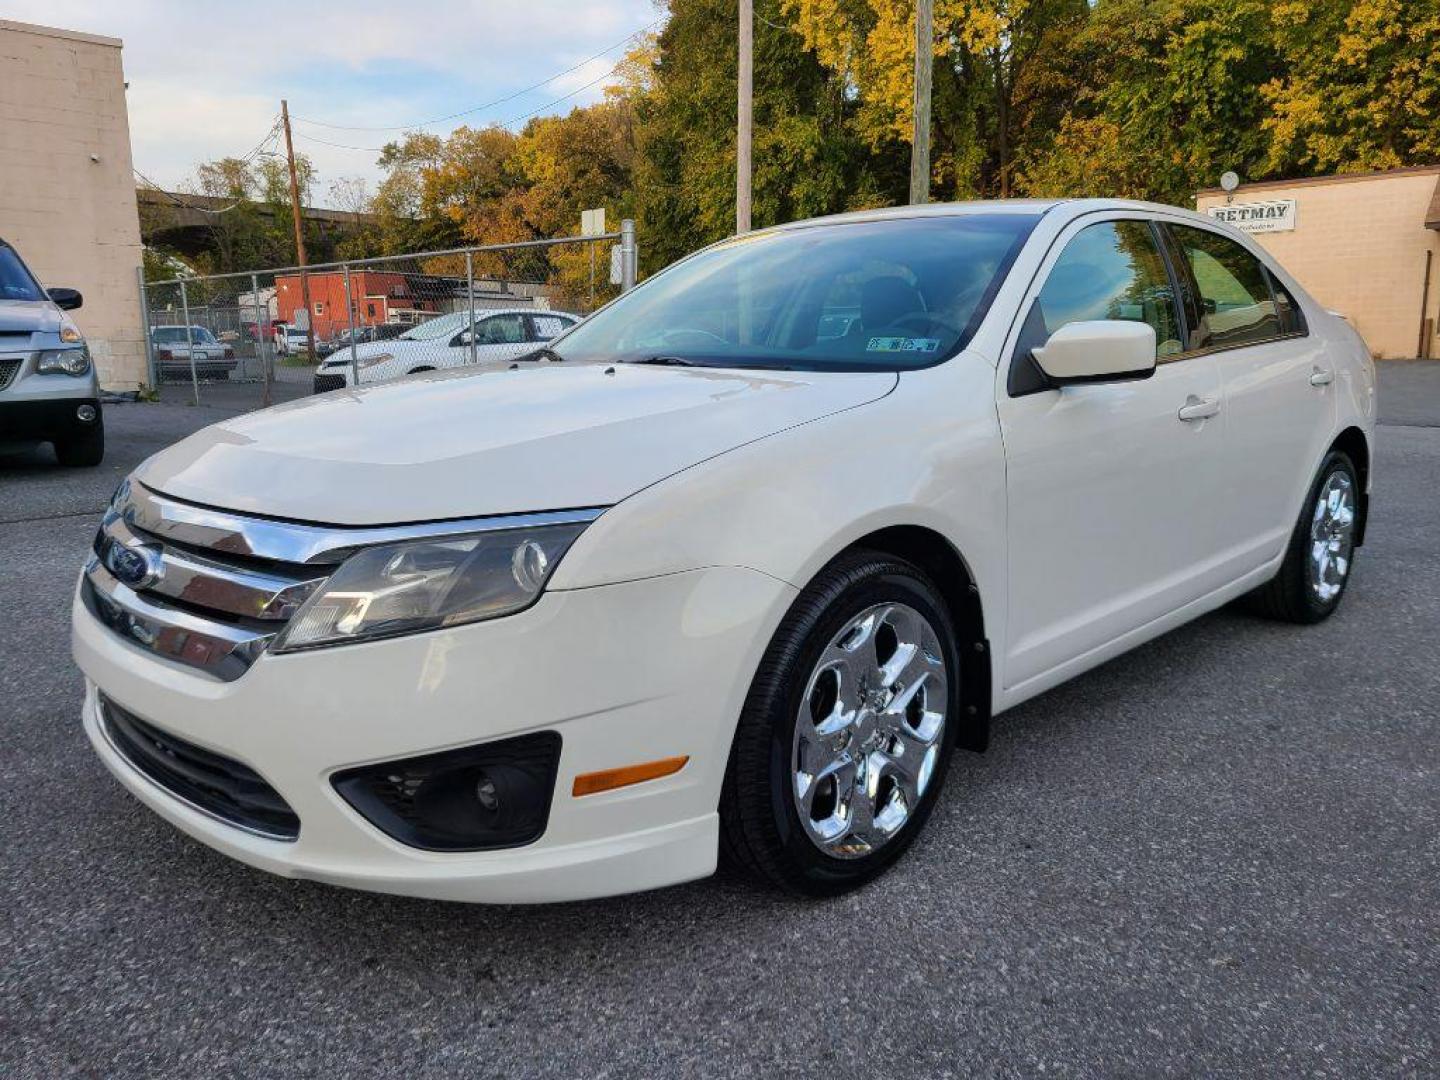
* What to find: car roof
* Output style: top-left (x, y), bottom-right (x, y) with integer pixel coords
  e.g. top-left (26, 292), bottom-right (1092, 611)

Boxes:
top-left (769, 197), bottom-right (1224, 233)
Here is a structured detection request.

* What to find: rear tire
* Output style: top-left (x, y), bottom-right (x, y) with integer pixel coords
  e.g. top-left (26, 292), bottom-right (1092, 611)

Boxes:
top-left (55, 416), bottom-right (104, 467)
top-left (1243, 451), bottom-right (1359, 624)
top-left (720, 550), bottom-right (961, 897)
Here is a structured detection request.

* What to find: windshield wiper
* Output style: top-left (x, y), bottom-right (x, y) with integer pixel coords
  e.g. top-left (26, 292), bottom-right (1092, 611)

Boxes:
top-left (625, 354), bottom-right (702, 367)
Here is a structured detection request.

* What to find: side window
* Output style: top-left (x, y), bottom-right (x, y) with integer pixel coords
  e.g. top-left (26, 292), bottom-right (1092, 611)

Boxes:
top-left (1169, 225), bottom-right (1281, 348)
top-left (531, 315), bottom-right (571, 341)
top-left (474, 314), bottom-right (527, 345)
top-left (1019, 220), bottom-right (1183, 366)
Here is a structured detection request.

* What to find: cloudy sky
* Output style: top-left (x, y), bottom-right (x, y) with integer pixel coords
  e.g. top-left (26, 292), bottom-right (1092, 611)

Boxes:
top-left (6, 0), bottom-right (662, 205)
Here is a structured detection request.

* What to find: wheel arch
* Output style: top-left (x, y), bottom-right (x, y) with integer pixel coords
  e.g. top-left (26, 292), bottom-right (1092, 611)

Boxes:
top-left (1329, 426), bottom-right (1370, 546)
top-left (836, 525), bottom-right (991, 753)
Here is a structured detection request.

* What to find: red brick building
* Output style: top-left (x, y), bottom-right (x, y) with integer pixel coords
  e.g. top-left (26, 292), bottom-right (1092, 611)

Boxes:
top-left (274, 270), bottom-right (444, 339)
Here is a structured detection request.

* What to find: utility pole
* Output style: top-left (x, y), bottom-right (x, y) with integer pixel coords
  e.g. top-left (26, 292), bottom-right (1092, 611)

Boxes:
top-left (280, 99), bottom-right (316, 361)
top-left (909, 0), bottom-right (933, 205)
top-left (737, 0), bottom-right (753, 233)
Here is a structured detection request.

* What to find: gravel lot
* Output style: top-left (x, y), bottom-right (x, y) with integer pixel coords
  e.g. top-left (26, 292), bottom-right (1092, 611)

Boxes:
top-left (3, 364), bottom-right (1437, 1078)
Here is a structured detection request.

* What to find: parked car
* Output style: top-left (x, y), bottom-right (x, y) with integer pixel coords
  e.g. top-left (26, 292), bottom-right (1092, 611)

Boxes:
top-left (0, 236), bottom-right (103, 465)
top-left (74, 200), bottom-right (1375, 903)
top-left (311, 308), bottom-right (579, 392)
top-left (273, 323), bottom-right (310, 357)
top-left (150, 325), bottom-right (237, 381)
top-left (315, 322), bottom-right (407, 359)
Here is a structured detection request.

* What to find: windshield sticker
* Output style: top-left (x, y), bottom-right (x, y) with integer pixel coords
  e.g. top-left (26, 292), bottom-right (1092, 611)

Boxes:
top-left (866, 336), bottom-right (941, 354)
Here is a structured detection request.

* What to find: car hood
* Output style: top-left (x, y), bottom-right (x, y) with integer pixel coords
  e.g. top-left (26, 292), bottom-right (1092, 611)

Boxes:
top-left (0, 298), bottom-right (61, 336)
top-left (136, 363), bottom-right (897, 524)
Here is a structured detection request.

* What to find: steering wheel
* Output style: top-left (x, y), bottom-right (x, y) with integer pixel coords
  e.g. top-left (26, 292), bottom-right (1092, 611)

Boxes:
top-left (892, 312), bottom-right (961, 339)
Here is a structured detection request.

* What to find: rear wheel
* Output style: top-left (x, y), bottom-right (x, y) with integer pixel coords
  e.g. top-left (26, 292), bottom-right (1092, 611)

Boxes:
top-left (55, 415), bottom-right (104, 467)
top-left (721, 551), bottom-right (960, 896)
top-left (1244, 450), bottom-right (1359, 623)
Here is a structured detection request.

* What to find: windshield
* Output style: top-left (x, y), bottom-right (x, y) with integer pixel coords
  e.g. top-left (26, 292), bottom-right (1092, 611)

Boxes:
top-left (547, 214), bottom-right (1037, 371)
top-left (153, 326), bottom-right (217, 344)
top-left (398, 312), bottom-right (468, 341)
top-left (0, 243), bottom-right (46, 302)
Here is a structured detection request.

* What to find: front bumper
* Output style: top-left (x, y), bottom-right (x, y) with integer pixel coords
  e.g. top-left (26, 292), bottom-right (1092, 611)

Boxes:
top-left (0, 395), bottom-right (101, 441)
top-left (73, 565), bottom-right (795, 903)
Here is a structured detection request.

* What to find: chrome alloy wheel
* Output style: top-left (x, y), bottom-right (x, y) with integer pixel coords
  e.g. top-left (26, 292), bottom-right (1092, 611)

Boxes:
top-left (1309, 470), bottom-right (1357, 604)
top-left (791, 602), bottom-right (948, 859)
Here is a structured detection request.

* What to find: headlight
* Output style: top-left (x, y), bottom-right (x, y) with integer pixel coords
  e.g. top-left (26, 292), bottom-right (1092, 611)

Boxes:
top-left (37, 347), bottom-right (91, 375)
top-left (356, 353), bottom-right (394, 370)
top-left (273, 523), bottom-right (587, 652)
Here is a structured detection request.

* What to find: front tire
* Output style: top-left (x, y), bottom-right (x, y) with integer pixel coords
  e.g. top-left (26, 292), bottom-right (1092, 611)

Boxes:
top-left (1244, 450), bottom-right (1359, 623)
top-left (720, 551), bottom-right (961, 896)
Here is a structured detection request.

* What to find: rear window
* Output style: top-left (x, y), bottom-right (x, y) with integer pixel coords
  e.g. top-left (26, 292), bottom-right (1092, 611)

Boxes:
top-left (1169, 225), bottom-right (1282, 348)
top-left (0, 244), bottom-right (45, 302)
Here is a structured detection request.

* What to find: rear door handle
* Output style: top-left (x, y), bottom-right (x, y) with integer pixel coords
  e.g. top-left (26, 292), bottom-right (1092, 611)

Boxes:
top-left (1177, 396), bottom-right (1220, 422)
top-left (1309, 367), bottom-right (1334, 387)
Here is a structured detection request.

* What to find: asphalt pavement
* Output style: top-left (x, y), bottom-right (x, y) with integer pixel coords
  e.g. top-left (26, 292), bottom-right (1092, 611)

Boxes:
top-left (2, 363), bottom-right (1437, 1078)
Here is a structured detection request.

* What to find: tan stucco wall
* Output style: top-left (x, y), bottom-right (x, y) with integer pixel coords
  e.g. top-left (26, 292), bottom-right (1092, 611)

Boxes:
top-left (1197, 169), bottom-right (1440, 360)
top-left (0, 20), bottom-right (145, 390)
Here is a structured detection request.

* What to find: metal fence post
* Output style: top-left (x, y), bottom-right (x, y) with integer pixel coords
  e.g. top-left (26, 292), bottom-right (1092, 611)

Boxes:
top-left (466, 251), bottom-right (478, 367)
top-left (179, 279), bottom-right (199, 407)
top-left (252, 272), bottom-right (271, 409)
top-left (620, 219), bottom-right (637, 292)
top-left (343, 264), bottom-right (359, 387)
top-left (136, 264), bottom-right (156, 391)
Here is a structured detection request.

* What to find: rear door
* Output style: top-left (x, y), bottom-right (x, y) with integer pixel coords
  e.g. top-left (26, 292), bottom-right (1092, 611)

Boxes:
top-left (996, 214), bottom-right (1229, 689)
top-left (1161, 223), bottom-right (1335, 570)
top-left (467, 313), bottom-right (531, 364)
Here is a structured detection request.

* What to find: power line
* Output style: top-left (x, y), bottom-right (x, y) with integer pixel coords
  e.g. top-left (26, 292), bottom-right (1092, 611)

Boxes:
top-left (290, 19), bottom-right (662, 134)
top-left (132, 116), bottom-right (283, 213)
top-left (294, 55), bottom-right (637, 154)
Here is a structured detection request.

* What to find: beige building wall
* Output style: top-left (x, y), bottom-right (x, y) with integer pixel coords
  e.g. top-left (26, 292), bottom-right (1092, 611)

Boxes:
top-left (0, 20), bottom-right (146, 391)
top-left (1197, 168), bottom-right (1440, 361)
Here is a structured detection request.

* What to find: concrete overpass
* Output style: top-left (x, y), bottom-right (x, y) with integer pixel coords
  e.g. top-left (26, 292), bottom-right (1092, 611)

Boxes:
top-left (137, 187), bottom-right (378, 258)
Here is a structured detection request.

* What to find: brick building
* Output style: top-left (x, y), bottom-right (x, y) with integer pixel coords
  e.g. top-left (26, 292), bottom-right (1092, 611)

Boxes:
top-left (1196, 167), bottom-right (1440, 360)
top-left (0, 20), bottom-right (146, 390)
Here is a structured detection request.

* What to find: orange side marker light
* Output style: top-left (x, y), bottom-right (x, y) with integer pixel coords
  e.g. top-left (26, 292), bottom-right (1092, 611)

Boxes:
top-left (572, 756), bottom-right (689, 797)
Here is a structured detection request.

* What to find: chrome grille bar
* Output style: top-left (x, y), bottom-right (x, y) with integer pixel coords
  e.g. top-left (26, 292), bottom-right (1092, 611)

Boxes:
top-left (82, 559), bottom-right (275, 682)
top-left (118, 480), bottom-right (604, 566)
top-left (96, 511), bottom-right (325, 622)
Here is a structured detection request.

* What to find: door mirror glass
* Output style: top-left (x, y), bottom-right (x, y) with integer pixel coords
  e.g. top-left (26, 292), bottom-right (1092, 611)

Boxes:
top-left (1031, 320), bottom-right (1156, 384)
top-left (47, 287), bottom-right (83, 310)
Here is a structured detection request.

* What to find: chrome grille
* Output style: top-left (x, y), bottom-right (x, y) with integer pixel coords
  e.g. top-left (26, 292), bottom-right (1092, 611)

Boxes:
top-left (0, 358), bottom-right (21, 391)
top-left (81, 479), bottom-right (605, 681)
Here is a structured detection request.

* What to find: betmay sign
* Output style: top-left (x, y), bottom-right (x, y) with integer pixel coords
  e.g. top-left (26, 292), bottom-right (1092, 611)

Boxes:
top-left (1207, 199), bottom-right (1298, 233)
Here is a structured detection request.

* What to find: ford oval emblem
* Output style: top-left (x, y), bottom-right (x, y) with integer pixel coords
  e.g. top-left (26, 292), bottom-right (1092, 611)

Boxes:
top-left (106, 542), bottom-right (163, 590)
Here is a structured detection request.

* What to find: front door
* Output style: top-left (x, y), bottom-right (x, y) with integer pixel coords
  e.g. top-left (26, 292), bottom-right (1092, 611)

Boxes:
top-left (996, 216), bottom-right (1229, 689)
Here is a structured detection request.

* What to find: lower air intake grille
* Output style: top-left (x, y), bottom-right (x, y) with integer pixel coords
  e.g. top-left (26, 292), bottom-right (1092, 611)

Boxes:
top-left (313, 372), bottom-right (346, 394)
top-left (99, 695), bottom-right (299, 840)
top-left (0, 359), bottom-right (21, 391)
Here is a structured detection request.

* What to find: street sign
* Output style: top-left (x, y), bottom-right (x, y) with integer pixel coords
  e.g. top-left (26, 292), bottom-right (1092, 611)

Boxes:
top-left (581, 208), bottom-right (607, 237)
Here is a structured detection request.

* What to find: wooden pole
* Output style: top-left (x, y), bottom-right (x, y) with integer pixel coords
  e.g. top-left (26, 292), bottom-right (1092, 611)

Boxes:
top-left (280, 100), bottom-right (315, 360)
top-left (910, 0), bottom-right (933, 205)
top-left (737, 0), bottom-right (753, 233)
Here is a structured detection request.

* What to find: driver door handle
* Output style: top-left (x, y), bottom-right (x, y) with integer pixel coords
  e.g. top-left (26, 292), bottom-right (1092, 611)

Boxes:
top-left (1177, 396), bottom-right (1220, 422)
top-left (1309, 366), bottom-right (1334, 387)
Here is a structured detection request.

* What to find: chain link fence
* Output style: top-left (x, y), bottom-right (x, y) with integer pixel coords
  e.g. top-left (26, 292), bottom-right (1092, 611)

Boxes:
top-left (139, 223), bottom-right (637, 411)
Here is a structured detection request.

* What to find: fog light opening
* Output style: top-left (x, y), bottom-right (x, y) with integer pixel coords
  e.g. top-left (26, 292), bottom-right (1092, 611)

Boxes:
top-left (76, 404), bottom-right (97, 423)
top-left (332, 732), bottom-right (562, 851)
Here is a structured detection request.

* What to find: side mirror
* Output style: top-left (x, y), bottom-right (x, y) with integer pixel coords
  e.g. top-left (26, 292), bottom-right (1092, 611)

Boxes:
top-left (1031, 320), bottom-right (1156, 385)
top-left (48, 287), bottom-right (83, 311)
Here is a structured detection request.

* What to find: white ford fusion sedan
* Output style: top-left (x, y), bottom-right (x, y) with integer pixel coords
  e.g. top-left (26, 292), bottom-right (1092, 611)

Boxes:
top-left (73, 200), bottom-right (1375, 902)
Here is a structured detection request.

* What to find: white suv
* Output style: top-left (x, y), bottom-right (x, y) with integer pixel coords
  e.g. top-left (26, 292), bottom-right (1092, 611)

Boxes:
top-left (73, 200), bottom-right (1375, 902)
